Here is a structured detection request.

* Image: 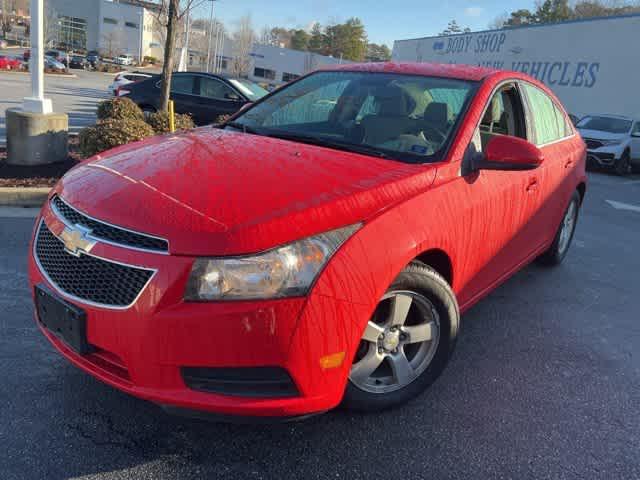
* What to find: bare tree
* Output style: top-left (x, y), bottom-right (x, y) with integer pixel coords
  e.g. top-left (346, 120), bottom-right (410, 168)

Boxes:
top-left (43, 1), bottom-right (60, 48)
top-left (101, 29), bottom-right (124, 58)
top-left (1, 0), bottom-right (13, 37)
top-left (153, 0), bottom-right (207, 112)
top-left (231, 14), bottom-right (254, 78)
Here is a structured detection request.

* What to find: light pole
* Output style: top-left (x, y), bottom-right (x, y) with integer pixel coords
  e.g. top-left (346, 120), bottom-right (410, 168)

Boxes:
top-left (23, 0), bottom-right (51, 113)
top-left (205, 0), bottom-right (216, 73)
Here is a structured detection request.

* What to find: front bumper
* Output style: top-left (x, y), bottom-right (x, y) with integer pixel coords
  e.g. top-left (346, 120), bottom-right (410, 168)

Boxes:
top-left (28, 204), bottom-right (365, 418)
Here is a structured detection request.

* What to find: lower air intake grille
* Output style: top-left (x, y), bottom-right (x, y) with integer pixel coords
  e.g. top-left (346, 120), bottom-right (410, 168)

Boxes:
top-left (181, 367), bottom-right (299, 398)
top-left (35, 221), bottom-right (154, 308)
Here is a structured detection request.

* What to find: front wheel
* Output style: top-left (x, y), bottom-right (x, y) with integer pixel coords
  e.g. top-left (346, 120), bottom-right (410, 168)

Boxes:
top-left (537, 190), bottom-right (581, 266)
top-left (615, 150), bottom-right (631, 176)
top-left (342, 263), bottom-right (460, 412)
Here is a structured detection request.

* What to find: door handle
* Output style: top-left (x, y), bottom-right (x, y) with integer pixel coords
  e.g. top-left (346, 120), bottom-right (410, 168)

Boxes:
top-left (564, 159), bottom-right (574, 169)
top-left (526, 178), bottom-right (539, 193)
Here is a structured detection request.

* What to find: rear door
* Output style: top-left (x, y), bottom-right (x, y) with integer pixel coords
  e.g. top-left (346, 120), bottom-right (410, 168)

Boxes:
top-left (195, 76), bottom-right (246, 124)
top-left (520, 82), bottom-right (578, 247)
top-left (167, 74), bottom-right (201, 118)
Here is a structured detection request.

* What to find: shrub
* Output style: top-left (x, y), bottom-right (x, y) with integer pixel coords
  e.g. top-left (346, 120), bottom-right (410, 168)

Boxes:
top-left (96, 97), bottom-right (144, 122)
top-left (143, 55), bottom-right (158, 64)
top-left (146, 111), bottom-right (195, 134)
top-left (79, 118), bottom-right (155, 157)
top-left (214, 114), bottom-right (232, 125)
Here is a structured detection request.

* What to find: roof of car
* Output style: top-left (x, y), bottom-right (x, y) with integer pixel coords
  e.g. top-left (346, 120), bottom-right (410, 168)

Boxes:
top-left (322, 62), bottom-right (498, 82)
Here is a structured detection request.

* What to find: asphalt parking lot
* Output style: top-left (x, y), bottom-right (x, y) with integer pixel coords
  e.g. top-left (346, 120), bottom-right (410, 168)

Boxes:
top-left (1, 171), bottom-right (639, 479)
top-left (0, 66), bottom-right (130, 143)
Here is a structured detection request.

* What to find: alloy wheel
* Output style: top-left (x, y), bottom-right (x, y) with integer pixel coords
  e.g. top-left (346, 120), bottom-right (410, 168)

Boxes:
top-left (350, 290), bottom-right (441, 394)
top-left (558, 199), bottom-right (578, 255)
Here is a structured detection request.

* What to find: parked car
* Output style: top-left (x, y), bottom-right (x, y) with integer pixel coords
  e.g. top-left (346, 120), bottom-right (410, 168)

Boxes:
top-left (115, 54), bottom-right (134, 66)
top-left (122, 72), bottom-right (268, 124)
top-left (0, 55), bottom-right (22, 70)
top-left (44, 55), bottom-right (67, 73)
top-left (108, 71), bottom-right (153, 96)
top-left (28, 63), bottom-right (586, 419)
top-left (68, 55), bottom-right (89, 70)
top-left (86, 50), bottom-right (100, 68)
top-left (45, 50), bottom-right (70, 67)
top-left (576, 114), bottom-right (640, 174)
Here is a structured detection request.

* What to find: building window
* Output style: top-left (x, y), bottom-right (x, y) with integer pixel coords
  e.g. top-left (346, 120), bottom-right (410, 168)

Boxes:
top-left (103, 17), bottom-right (117, 25)
top-left (58, 16), bottom-right (87, 51)
top-left (219, 59), bottom-right (228, 70)
top-left (282, 72), bottom-right (300, 82)
top-left (125, 22), bottom-right (139, 29)
top-left (254, 67), bottom-right (276, 80)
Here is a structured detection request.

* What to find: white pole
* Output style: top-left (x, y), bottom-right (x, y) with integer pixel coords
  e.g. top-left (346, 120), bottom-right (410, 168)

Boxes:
top-left (212, 23), bottom-right (219, 73)
top-left (138, 9), bottom-right (144, 64)
top-left (23, 0), bottom-right (52, 114)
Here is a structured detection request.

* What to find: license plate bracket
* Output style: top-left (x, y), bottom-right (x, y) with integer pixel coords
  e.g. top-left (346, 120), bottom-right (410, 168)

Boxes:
top-left (35, 284), bottom-right (92, 354)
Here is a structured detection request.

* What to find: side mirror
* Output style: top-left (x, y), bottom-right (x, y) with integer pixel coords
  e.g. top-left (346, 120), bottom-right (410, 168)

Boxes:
top-left (631, 131), bottom-right (640, 138)
top-left (474, 135), bottom-right (544, 171)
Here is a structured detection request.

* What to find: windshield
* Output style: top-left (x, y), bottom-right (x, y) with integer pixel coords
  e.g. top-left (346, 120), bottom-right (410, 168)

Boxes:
top-left (228, 71), bottom-right (475, 163)
top-left (229, 78), bottom-right (269, 101)
top-left (577, 116), bottom-right (632, 134)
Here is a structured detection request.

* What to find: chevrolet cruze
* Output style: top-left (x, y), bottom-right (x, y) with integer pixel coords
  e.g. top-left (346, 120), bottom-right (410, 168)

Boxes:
top-left (28, 63), bottom-right (586, 420)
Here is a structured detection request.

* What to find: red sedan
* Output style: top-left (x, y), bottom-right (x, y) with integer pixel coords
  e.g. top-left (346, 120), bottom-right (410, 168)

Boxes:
top-left (28, 63), bottom-right (586, 419)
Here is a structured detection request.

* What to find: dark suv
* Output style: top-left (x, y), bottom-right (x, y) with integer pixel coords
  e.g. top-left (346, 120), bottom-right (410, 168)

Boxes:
top-left (122, 72), bottom-right (268, 125)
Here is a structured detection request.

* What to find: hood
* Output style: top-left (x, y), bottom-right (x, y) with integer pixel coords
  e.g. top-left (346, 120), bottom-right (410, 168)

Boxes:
top-left (56, 128), bottom-right (436, 256)
top-left (577, 129), bottom-right (628, 142)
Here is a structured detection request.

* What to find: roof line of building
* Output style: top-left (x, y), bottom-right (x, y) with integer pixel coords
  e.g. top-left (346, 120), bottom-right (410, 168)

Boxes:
top-left (393, 11), bottom-right (640, 44)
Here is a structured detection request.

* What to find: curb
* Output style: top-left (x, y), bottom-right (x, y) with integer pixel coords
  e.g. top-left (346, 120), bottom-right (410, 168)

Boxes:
top-left (0, 187), bottom-right (50, 207)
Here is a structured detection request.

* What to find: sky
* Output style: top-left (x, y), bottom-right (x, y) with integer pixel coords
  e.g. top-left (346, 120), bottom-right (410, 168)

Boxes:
top-left (193, 0), bottom-right (538, 47)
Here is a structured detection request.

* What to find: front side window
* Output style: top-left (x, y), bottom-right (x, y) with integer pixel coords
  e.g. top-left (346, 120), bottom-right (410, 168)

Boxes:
top-left (230, 71), bottom-right (475, 163)
top-left (199, 77), bottom-right (236, 100)
top-left (478, 83), bottom-right (527, 151)
top-left (632, 122), bottom-right (640, 135)
top-left (522, 83), bottom-right (570, 145)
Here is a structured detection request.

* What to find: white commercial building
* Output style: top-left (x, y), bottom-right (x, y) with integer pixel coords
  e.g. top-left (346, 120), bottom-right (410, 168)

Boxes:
top-left (49, 0), bottom-right (163, 59)
top-left (392, 14), bottom-right (640, 119)
top-left (188, 42), bottom-right (350, 87)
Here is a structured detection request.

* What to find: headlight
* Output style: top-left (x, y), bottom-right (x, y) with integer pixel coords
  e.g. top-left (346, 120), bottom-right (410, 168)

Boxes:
top-left (185, 224), bottom-right (361, 301)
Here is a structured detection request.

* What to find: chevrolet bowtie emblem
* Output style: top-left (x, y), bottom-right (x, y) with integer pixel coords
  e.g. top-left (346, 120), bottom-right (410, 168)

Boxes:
top-left (59, 224), bottom-right (96, 257)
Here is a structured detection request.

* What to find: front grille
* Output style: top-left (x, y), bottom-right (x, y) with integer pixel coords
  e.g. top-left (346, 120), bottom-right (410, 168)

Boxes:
top-left (35, 221), bottom-right (155, 308)
top-left (584, 138), bottom-right (604, 150)
top-left (51, 196), bottom-right (168, 253)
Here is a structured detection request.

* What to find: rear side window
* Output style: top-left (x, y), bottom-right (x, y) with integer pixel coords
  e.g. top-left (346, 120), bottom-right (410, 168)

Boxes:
top-left (522, 83), bottom-right (571, 145)
top-left (199, 77), bottom-right (237, 100)
top-left (171, 75), bottom-right (195, 95)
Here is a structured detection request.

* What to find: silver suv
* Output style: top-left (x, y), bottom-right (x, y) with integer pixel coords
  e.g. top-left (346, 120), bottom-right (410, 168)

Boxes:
top-left (577, 115), bottom-right (640, 175)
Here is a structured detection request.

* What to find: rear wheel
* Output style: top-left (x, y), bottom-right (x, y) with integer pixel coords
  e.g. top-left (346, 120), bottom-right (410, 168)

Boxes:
top-left (537, 190), bottom-right (581, 266)
top-left (342, 263), bottom-right (459, 412)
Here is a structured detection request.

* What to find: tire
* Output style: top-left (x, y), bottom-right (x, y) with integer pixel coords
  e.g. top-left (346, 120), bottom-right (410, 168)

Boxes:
top-left (342, 262), bottom-right (460, 412)
top-left (614, 150), bottom-right (631, 176)
top-left (537, 190), bottom-right (581, 266)
top-left (141, 105), bottom-right (156, 119)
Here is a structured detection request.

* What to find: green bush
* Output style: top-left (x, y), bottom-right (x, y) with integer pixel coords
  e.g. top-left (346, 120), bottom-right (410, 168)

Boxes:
top-left (96, 97), bottom-right (144, 122)
top-left (143, 55), bottom-right (158, 64)
top-left (79, 118), bottom-right (155, 157)
top-left (146, 111), bottom-right (195, 134)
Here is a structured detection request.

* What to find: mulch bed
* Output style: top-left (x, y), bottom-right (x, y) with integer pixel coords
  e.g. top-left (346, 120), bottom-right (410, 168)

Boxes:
top-left (0, 137), bottom-right (82, 188)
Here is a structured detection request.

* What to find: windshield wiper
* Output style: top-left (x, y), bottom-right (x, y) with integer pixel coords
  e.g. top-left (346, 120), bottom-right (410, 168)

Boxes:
top-left (224, 121), bottom-right (261, 135)
top-left (264, 131), bottom-right (390, 159)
